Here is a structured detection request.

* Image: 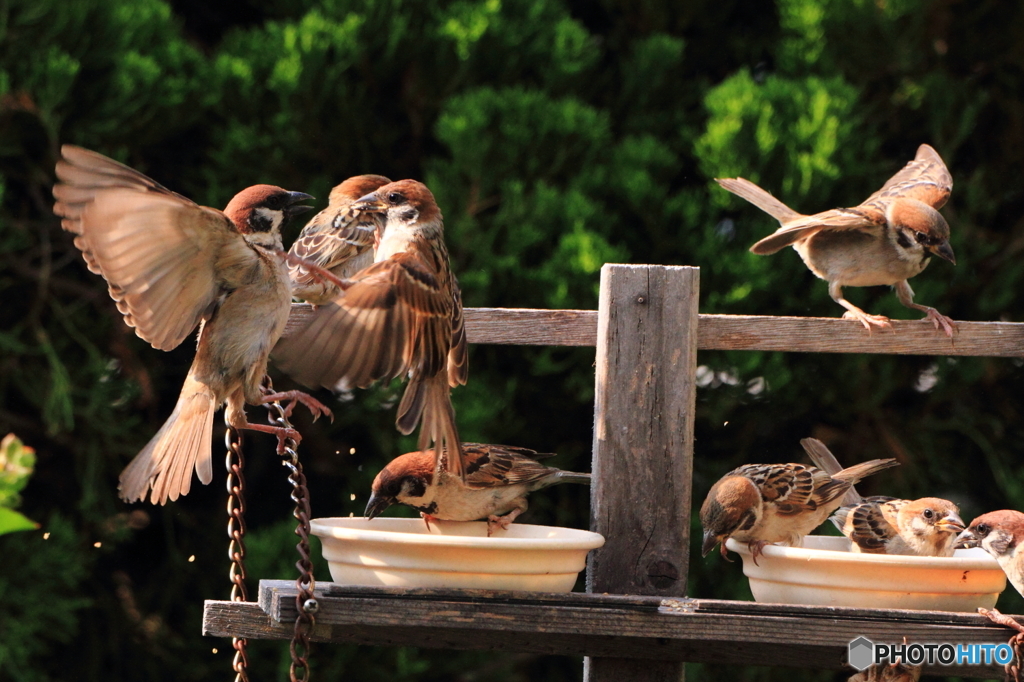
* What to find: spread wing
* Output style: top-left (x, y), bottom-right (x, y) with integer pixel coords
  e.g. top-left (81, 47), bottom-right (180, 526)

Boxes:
top-left (272, 238), bottom-right (454, 391)
top-left (461, 443), bottom-right (558, 489)
top-left (749, 207), bottom-right (886, 255)
top-left (53, 145), bottom-right (247, 351)
top-left (861, 143), bottom-right (952, 210)
top-left (447, 279), bottom-right (468, 387)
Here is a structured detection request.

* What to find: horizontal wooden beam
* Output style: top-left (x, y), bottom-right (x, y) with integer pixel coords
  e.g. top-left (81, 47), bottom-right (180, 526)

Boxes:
top-left (462, 307), bottom-right (1024, 356)
top-left (201, 582), bottom-right (1022, 678)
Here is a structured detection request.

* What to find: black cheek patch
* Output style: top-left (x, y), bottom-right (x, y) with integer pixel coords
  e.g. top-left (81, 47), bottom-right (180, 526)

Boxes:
top-left (399, 208), bottom-right (418, 222)
top-left (250, 212), bottom-right (275, 233)
top-left (896, 229), bottom-right (913, 249)
top-left (406, 477), bottom-right (427, 498)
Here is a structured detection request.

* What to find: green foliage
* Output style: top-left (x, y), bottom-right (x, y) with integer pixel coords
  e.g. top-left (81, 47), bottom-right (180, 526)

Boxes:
top-left (2, 0), bottom-right (1024, 680)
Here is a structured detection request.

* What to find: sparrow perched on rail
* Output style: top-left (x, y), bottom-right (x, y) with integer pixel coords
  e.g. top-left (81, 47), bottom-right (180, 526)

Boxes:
top-left (956, 510), bottom-right (1024, 596)
top-left (716, 144), bottom-right (956, 336)
top-left (53, 145), bottom-right (329, 504)
top-left (364, 443), bottom-right (590, 535)
top-left (832, 496), bottom-right (964, 556)
top-left (700, 456), bottom-right (898, 562)
top-left (273, 179), bottom-right (469, 478)
top-left (955, 511), bottom-right (1024, 658)
top-left (287, 174), bottom-right (391, 305)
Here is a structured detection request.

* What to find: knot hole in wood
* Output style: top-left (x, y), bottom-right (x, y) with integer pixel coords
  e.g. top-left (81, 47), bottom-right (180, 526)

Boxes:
top-left (646, 560), bottom-right (679, 589)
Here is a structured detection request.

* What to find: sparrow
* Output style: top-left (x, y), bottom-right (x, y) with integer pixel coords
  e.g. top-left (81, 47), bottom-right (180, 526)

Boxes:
top-left (287, 174), bottom-right (392, 305)
top-left (700, 456), bottom-right (898, 562)
top-left (716, 144), bottom-right (956, 336)
top-left (955, 511), bottom-right (1024, 660)
top-left (272, 179), bottom-right (469, 478)
top-left (364, 443), bottom-right (590, 535)
top-left (956, 510), bottom-right (1024, 596)
top-left (52, 145), bottom-right (329, 504)
top-left (832, 496), bottom-right (964, 556)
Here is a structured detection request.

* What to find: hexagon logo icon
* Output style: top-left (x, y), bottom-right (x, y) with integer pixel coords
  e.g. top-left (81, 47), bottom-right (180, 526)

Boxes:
top-left (848, 637), bottom-right (875, 671)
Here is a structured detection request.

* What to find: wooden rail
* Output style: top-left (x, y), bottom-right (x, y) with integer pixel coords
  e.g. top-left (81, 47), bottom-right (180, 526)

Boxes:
top-left (459, 307), bottom-right (1024, 356)
top-left (222, 265), bottom-right (1024, 681)
top-left (202, 581), bottom-right (1016, 679)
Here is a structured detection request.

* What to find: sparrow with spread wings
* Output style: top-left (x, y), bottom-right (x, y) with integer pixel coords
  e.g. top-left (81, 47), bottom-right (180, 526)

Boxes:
top-left (273, 180), bottom-right (469, 478)
top-left (364, 443), bottom-right (590, 535)
top-left (53, 145), bottom-right (331, 504)
top-left (717, 144), bottom-right (956, 336)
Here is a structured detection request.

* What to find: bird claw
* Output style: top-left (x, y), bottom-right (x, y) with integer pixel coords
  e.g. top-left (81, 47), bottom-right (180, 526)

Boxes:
top-left (487, 515), bottom-right (511, 536)
top-left (239, 422), bottom-right (302, 454)
top-left (748, 540), bottom-right (768, 566)
top-left (921, 307), bottom-right (957, 339)
top-left (421, 513), bottom-right (439, 532)
top-left (979, 607), bottom-right (1024, 635)
top-left (260, 389), bottom-right (334, 422)
top-left (277, 250), bottom-right (353, 291)
top-left (842, 310), bottom-right (894, 334)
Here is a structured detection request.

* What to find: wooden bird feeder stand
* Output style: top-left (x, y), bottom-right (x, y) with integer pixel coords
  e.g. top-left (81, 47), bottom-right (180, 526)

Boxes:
top-left (203, 264), bottom-right (1024, 680)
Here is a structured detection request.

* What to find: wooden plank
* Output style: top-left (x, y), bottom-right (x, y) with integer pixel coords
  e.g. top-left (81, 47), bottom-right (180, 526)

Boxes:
top-left (289, 302), bottom-right (1024, 356)
top-left (586, 265), bottom-right (699, 682)
top-left (202, 583), bottom-right (1022, 678)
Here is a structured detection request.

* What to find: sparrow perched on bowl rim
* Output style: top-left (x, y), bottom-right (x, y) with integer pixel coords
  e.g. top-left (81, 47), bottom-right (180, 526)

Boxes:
top-left (273, 179), bottom-right (469, 479)
top-left (364, 443), bottom-right (590, 535)
top-left (832, 496), bottom-right (964, 556)
top-left (53, 145), bottom-right (330, 504)
top-left (287, 174), bottom-right (391, 305)
top-left (716, 144), bottom-right (956, 336)
top-left (700, 456), bottom-right (898, 562)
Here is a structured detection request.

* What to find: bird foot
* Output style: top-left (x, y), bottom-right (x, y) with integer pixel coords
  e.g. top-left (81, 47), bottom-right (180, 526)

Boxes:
top-left (842, 309), bottom-right (894, 334)
top-left (919, 307), bottom-right (957, 339)
top-left (979, 608), bottom-right (1024, 635)
top-left (748, 540), bottom-right (769, 566)
top-left (719, 542), bottom-right (734, 562)
top-left (238, 422), bottom-right (302, 454)
top-left (260, 389), bottom-right (333, 422)
top-left (486, 509), bottom-right (522, 536)
top-left (979, 609), bottom-right (1024, 682)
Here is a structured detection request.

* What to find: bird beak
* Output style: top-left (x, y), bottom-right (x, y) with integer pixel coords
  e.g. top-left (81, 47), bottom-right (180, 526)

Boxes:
top-left (935, 512), bottom-right (965, 535)
top-left (701, 530), bottom-right (720, 557)
top-left (284, 191), bottom-right (315, 218)
top-left (932, 240), bottom-right (956, 265)
top-left (352, 191), bottom-right (387, 213)
top-left (364, 493), bottom-right (394, 520)
top-left (954, 528), bottom-right (978, 550)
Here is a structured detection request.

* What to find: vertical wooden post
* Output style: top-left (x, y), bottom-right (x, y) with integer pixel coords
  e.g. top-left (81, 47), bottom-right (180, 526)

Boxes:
top-left (585, 264), bottom-right (699, 682)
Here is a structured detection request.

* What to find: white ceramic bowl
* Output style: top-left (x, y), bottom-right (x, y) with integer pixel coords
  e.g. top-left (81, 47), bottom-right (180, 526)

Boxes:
top-left (310, 517), bottom-right (605, 592)
top-left (725, 535), bottom-right (1006, 612)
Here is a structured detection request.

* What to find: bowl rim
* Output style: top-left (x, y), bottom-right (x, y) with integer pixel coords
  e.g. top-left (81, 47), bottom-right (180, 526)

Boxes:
top-left (311, 517), bottom-right (606, 550)
top-left (724, 536), bottom-right (1001, 570)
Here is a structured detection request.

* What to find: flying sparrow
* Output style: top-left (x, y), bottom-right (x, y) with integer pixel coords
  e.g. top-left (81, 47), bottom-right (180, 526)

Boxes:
top-left (700, 456), bottom-right (898, 561)
top-left (364, 443), bottom-right (590, 535)
top-left (287, 174), bottom-right (391, 305)
top-left (272, 179), bottom-right (469, 478)
top-left (53, 145), bottom-right (330, 504)
top-left (832, 496), bottom-right (964, 556)
top-left (717, 144), bottom-right (956, 336)
top-left (955, 511), bottom-right (1024, 656)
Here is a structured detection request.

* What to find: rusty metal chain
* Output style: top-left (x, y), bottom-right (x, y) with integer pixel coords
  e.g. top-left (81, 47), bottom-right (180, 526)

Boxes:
top-left (261, 377), bottom-right (318, 682)
top-left (225, 422), bottom-right (250, 682)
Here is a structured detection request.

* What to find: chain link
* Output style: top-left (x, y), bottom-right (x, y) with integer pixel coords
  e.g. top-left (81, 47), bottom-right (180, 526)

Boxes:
top-left (225, 423), bottom-right (250, 682)
top-left (261, 377), bottom-right (317, 682)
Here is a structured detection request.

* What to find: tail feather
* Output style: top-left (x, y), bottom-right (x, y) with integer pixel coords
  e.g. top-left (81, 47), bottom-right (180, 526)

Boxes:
top-left (119, 376), bottom-right (217, 504)
top-left (801, 437), bottom-right (863, 506)
top-left (397, 373), bottom-right (465, 480)
top-left (548, 471), bottom-right (591, 486)
top-left (833, 458), bottom-right (899, 486)
top-left (716, 177), bottom-right (801, 223)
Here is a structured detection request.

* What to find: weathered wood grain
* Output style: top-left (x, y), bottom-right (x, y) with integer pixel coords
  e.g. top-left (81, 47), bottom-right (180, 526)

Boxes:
top-left (287, 302), bottom-right (1024, 356)
top-left (202, 582), bottom-right (1022, 678)
top-left (586, 265), bottom-right (699, 682)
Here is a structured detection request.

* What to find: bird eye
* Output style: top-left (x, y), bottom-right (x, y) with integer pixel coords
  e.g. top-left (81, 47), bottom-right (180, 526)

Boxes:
top-left (977, 523), bottom-right (990, 536)
top-left (914, 231), bottom-right (933, 245)
top-left (922, 508), bottom-right (934, 519)
top-left (266, 195), bottom-right (284, 209)
top-left (387, 192), bottom-right (405, 204)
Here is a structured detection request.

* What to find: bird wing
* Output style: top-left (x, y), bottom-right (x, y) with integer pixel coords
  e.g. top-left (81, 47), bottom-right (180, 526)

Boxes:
top-left (837, 498), bottom-right (901, 552)
top-left (735, 463), bottom-right (822, 515)
top-left (53, 145), bottom-right (248, 351)
top-left (861, 143), bottom-right (952, 211)
top-left (460, 443), bottom-right (558, 489)
top-left (749, 207), bottom-right (886, 255)
top-left (447, 279), bottom-right (469, 387)
top-left (272, 239), bottom-right (454, 391)
top-left (288, 206), bottom-right (379, 287)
